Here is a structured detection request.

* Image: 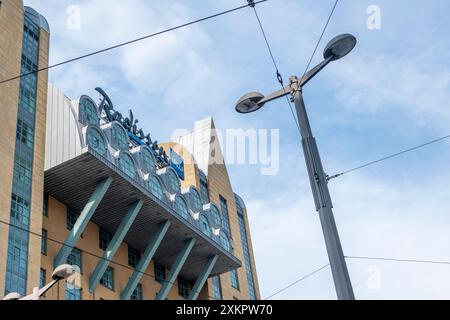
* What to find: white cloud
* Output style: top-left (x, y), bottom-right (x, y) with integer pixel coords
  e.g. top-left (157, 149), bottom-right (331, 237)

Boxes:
top-left (247, 163), bottom-right (450, 300)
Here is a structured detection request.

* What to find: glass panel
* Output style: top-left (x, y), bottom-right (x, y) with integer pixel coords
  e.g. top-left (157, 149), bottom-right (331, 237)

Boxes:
top-left (79, 98), bottom-right (99, 126)
top-left (148, 176), bottom-right (164, 201)
top-left (87, 128), bottom-right (107, 156)
top-left (190, 189), bottom-right (202, 212)
top-left (167, 170), bottom-right (180, 193)
top-left (141, 148), bottom-right (156, 173)
top-left (120, 153), bottom-right (136, 179)
top-left (200, 215), bottom-right (211, 237)
top-left (210, 205), bottom-right (221, 226)
top-left (100, 266), bottom-right (114, 290)
top-left (220, 232), bottom-right (231, 252)
top-left (112, 124), bottom-right (128, 150)
top-left (175, 196), bottom-right (189, 219)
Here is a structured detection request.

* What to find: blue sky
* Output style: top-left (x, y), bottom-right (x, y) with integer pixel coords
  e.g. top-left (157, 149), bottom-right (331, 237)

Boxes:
top-left (24, 0), bottom-right (450, 299)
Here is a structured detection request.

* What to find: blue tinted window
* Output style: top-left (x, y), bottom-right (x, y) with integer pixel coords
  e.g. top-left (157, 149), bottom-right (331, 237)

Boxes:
top-left (79, 98), bottom-right (99, 126)
top-left (230, 270), bottom-right (240, 291)
top-left (200, 215), bottom-right (211, 237)
top-left (113, 124), bottom-right (128, 150)
top-left (87, 128), bottom-right (107, 156)
top-left (65, 285), bottom-right (81, 300)
top-left (212, 276), bottom-right (222, 300)
top-left (120, 153), bottom-right (136, 179)
top-left (100, 266), bottom-right (114, 290)
top-left (167, 170), bottom-right (180, 193)
top-left (67, 248), bottom-right (82, 272)
top-left (175, 197), bottom-right (189, 219)
top-left (148, 176), bottom-right (164, 201)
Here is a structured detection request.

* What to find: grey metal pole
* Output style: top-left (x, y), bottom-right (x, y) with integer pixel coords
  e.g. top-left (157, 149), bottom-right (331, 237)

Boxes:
top-left (289, 76), bottom-right (355, 300)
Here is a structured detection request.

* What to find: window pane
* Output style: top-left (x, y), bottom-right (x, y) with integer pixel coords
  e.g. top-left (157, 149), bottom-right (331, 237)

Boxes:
top-left (100, 266), bottom-right (114, 290)
top-left (190, 189), bottom-right (202, 212)
top-left (175, 196), bottom-right (189, 219)
top-left (120, 153), bottom-right (136, 179)
top-left (41, 229), bottom-right (47, 255)
top-left (167, 170), bottom-right (180, 193)
top-left (148, 176), bottom-right (164, 201)
top-left (142, 149), bottom-right (156, 173)
top-left (87, 128), bottom-right (107, 156)
top-left (154, 263), bottom-right (165, 284)
top-left (79, 98), bottom-right (99, 126)
top-left (230, 270), bottom-right (240, 290)
top-left (200, 215), bottom-right (211, 237)
top-left (113, 125), bottom-right (128, 150)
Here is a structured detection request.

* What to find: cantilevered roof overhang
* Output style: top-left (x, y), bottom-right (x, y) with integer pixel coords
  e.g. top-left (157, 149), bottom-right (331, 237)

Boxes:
top-left (44, 148), bottom-right (242, 281)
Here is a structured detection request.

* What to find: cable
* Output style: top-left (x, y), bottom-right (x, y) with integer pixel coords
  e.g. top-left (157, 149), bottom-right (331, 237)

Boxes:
top-left (346, 255), bottom-right (450, 266)
top-left (264, 263), bottom-right (330, 300)
top-left (327, 134), bottom-right (450, 180)
top-left (0, 219), bottom-right (218, 300)
top-left (299, 0), bottom-right (339, 84)
top-left (0, 0), bottom-right (269, 85)
top-left (250, 3), bottom-right (301, 132)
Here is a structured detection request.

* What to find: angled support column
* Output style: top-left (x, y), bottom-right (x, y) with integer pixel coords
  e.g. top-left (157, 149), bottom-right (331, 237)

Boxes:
top-left (120, 220), bottom-right (171, 300)
top-left (54, 177), bottom-right (113, 268)
top-left (155, 238), bottom-right (196, 300)
top-left (188, 255), bottom-right (219, 300)
top-left (89, 200), bottom-right (144, 293)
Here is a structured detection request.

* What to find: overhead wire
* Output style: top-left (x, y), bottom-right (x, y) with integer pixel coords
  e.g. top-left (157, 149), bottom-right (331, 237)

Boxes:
top-left (264, 263), bottom-right (330, 300)
top-left (327, 134), bottom-right (450, 180)
top-left (0, 0), bottom-right (269, 85)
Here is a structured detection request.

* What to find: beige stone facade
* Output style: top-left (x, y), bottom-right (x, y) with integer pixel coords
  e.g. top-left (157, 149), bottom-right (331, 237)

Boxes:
top-left (0, 0), bottom-right (49, 296)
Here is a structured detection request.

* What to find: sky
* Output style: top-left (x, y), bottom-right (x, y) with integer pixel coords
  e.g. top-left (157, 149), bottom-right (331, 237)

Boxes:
top-left (23, 0), bottom-right (450, 300)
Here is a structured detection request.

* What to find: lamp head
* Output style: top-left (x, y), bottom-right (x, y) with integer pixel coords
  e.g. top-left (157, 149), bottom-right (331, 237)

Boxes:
top-left (52, 264), bottom-right (75, 280)
top-left (2, 292), bottom-right (22, 301)
top-left (235, 92), bottom-right (266, 114)
top-left (323, 34), bottom-right (357, 61)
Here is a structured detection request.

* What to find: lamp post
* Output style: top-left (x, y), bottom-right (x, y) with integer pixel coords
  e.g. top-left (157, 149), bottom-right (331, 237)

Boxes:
top-left (2, 264), bottom-right (75, 300)
top-left (235, 34), bottom-right (357, 300)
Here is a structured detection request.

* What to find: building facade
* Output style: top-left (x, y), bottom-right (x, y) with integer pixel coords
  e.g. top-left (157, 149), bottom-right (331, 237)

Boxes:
top-left (0, 0), bottom-right (259, 300)
top-left (0, 0), bottom-right (50, 296)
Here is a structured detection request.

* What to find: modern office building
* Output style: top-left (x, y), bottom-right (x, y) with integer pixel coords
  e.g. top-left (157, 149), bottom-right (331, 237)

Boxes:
top-left (0, 0), bottom-right (259, 300)
top-left (0, 0), bottom-right (50, 296)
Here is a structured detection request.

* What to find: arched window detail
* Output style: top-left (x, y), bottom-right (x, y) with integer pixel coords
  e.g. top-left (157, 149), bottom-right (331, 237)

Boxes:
top-left (220, 232), bottom-right (231, 252)
top-left (120, 153), bottom-right (136, 179)
top-left (141, 148), bottom-right (156, 174)
top-left (190, 188), bottom-right (202, 213)
top-left (210, 205), bottom-right (222, 226)
top-left (79, 98), bottom-right (99, 126)
top-left (175, 196), bottom-right (189, 219)
top-left (112, 124), bottom-right (129, 150)
top-left (166, 169), bottom-right (180, 194)
top-left (200, 215), bottom-right (211, 237)
top-left (87, 127), bottom-right (107, 156)
top-left (148, 176), bottom-right (164, 201)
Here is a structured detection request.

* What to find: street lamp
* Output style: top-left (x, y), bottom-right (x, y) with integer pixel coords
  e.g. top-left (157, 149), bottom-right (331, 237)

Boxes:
top-left (235, 34), bottom-right (357, 300)
top-left (2, 264), bottom-right (75, 300)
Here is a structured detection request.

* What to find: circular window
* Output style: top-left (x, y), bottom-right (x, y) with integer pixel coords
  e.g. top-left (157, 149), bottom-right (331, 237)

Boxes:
top-left (87, 128), bottom-right (107, 156)
top-left (175, 196), bottom-right (189, 219)
top-left (120, 153), bottom-right (136, 179)
top-left (80, 98), bottom-right (99, 126)
top-left (220, 232), bottom-right (231, 252)
top-left (190, 188), bottom-right (202, 213)
top-left (141, 148), bottom-right (156, 174)
top-left (166, 169), bottom-right (180, 194)
top-left (112, 124), bottom-right (129, 150)
top-left (210, 205), bottom-right (222, 226)
top-left (148, 176), bottom-right (164, 201)
top-left (200, 215), bottom-right (211, 237)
